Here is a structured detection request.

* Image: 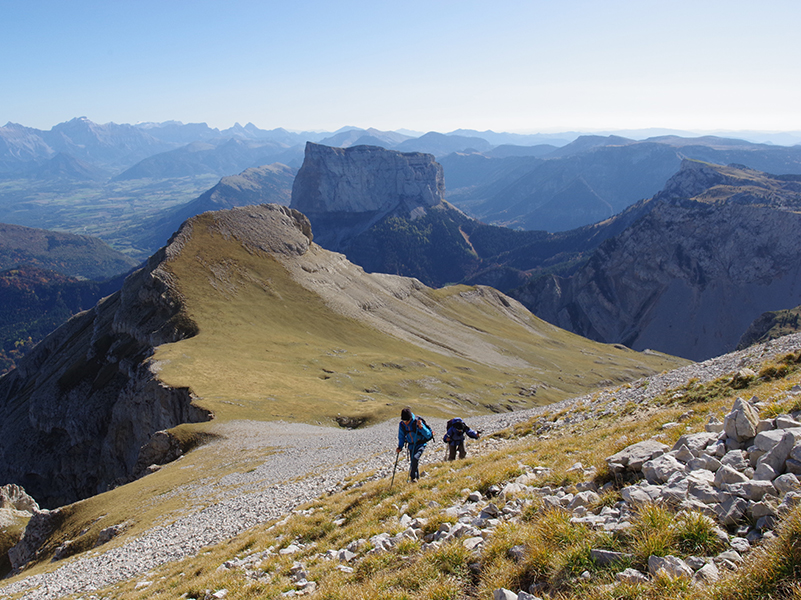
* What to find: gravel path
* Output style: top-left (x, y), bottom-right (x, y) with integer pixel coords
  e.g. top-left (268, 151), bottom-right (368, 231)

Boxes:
top-left (2, 333), bottom-right (801, 599)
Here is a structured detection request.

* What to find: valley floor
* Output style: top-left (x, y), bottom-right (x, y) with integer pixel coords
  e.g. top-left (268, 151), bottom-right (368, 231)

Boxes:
top-left (2, 334), bottom-right (801, 599)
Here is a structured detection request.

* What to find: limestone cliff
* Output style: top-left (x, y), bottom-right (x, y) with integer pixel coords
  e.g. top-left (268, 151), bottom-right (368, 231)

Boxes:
top-left (289, 142), bottom-right (487, 286)
top-left (0, 225), bottom-right (216, 508)
top-left (513, 161), bottom-right (801, 361)
top-left (292, 142), bottom-right (444, 215)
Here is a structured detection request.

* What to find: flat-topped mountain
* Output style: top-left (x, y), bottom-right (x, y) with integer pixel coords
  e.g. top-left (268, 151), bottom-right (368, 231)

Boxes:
top-left (292, 142), bottom-right (445, 215)
top-left (0, 204), bottom-right (683, 507)
top-left (514, 161), bottom-right (801, 360)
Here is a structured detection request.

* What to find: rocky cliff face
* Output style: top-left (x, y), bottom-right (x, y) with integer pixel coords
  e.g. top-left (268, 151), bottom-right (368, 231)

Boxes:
top-left (514, 161), bottom-right (801, 361)
top-left (292, 142), bottom-right (445, 215)
top-left (0, 226), bottom-right (215, 508)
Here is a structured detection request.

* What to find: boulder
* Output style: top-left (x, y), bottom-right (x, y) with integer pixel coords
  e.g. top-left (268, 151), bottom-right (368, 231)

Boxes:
top-left (757, 430), bottom-right (799, 473)
top-left (695, 561), bottom-right (721, 583)
top-left (714, 496), bottom-right (749, 525)
top-left (568, 491), bottom-right (600, 510)
top-left (673, 444), bottom-right (695, 463)
top-left (723, 398), bottom-right (760, 442)
top-left (621, 484), bottom-right (662, 504)
top-left (714, 464), bottom-right (749, 487)
top-left (643, 454), bottom-right (685, 484)
top-left (648, 555), bottom-right (693, 579)
top-left (705, 417), bottom-right (724, 433)
top-left (754, 462), bottom-right (778, 481)
top-left (755, 428), bottom-right (801, 453)
top-left (723, 480), bottom-right (776, 501)
top-left (776, 415), bottom-right (801, 429)
top-left (590, 548), bottom-right (631, 566)
top-left (757, 419), bottom-right (775, 434)
top-left (688, 480), bottom-right (724, 504)
top-left (606, 440), bottom-right (668, 473)
top-left (672, 432), bottom-right (717, 454)
top-left (721, 450), bottom-right (750, 471)
top-left (687, 455), bottom-right (722, 472)
top-left (774, 473), bottom-right (800, 495)
top-left (616, 568), bottom-right (649, 584)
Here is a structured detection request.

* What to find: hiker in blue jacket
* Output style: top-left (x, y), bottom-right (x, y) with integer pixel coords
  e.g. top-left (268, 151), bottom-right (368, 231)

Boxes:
top-left (396, 407), bottom-right (432, 482)
top-left (443, 417), bottom-right (480, 461)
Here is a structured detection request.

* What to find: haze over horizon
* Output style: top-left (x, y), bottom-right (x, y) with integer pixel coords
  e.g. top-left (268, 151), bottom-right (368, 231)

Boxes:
top-left (3, 0), bottom-right (801, 136)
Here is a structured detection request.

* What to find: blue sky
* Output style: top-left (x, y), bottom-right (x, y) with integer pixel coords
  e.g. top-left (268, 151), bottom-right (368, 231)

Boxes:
top-left (3, 0), bottom-right (800, 133)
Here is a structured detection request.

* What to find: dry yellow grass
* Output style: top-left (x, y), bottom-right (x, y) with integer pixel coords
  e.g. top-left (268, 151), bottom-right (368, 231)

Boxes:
top-left (22, 353), bottom-right (796, 600)
top-left (151, 213), bottom-right (684, 428)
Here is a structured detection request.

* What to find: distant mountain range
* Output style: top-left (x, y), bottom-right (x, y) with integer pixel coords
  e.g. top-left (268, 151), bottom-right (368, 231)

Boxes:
top-left (513, 161), bottom-right (801, 360)
top-left (114, 163), bottom-right (295, 253)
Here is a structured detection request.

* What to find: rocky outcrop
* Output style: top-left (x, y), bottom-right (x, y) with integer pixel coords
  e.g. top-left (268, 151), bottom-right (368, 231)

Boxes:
top-left (0, 222), bottom-right (214, 508)
top-left (738, 304), bottom-right (801, 350)
top-left (514, 161), bottom-right (801, 360)
top-left (291, 142), bottom-right (444, 216)
top-left (606, 395), bottom-right (801, 535)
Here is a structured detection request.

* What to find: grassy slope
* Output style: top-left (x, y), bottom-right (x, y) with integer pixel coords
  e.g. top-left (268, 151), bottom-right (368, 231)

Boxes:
top-left (151, 215), bottom-right (683, 427)
top-left (0, 211), bottom-right (689, 591)
top-left (23, 347), bottom-right (799, 600)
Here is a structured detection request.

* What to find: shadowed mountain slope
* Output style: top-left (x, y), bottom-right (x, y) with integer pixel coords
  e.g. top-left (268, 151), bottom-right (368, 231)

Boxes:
top-left (0, 266), bottom-right (125, 375)
top-left (513, 161), bottom-right (801, 360)
top-left (738, 304), bottom-right (801, 349)
top-left (0, 204), bottom-right (684, 507)
top-left (0, 223), bottom-right (138, 280)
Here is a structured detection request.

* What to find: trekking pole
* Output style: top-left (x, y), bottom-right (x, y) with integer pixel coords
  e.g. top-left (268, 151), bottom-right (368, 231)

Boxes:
top-left (389, 450), bottom-right (400, 491)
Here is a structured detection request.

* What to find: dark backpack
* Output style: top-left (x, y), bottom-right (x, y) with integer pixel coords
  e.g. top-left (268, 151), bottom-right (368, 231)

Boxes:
top-left (406, 416), bottom-right (433, 442)
top-left (418, 417), bottom-right (434, 442)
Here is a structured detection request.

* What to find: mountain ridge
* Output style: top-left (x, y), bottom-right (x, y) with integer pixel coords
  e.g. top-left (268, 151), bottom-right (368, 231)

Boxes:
top-left (0, 203), bottom-right (683, 507)
top-left (513, 160), bottom-right (801, 360)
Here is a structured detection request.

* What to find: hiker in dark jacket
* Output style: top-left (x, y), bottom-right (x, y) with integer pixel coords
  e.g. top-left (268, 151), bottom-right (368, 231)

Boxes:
top-left (396, 407), bottom-right (432, 482)
top-left (443, 417), bottom-right (480, 460)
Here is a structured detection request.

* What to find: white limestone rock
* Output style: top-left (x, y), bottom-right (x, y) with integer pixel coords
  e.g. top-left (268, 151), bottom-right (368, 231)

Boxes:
top-left (606, 440), bottom-right (668, 473)
top-left (648, 555), bottom-right (694, 579)
top-left (723, 398), bottom-right (760, 442)
top-left (616, 568), bottom-right (649, 584)
top-left (643, 454), bottom-right (686, 484)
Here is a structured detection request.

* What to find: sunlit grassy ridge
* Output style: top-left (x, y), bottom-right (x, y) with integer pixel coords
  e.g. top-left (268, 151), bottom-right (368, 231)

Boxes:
top-left (42, 349), bottom-right (801, 600)
top-left (151, 211), bottom-right (683, 427)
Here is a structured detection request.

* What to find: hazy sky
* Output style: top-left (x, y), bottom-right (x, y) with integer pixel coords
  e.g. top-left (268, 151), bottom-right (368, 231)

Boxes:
top-left (3, 0), bottom-right (800, 133)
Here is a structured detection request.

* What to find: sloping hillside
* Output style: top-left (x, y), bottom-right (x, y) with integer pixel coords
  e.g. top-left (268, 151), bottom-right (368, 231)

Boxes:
top-left (0, 222), bottom-right (138, 280)
top-left (0, 204), bottom-right (684, 508)
top-left (115, 163), bottom-right (295, 253)
top-left (153, 204), bottom-right (682, 426)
